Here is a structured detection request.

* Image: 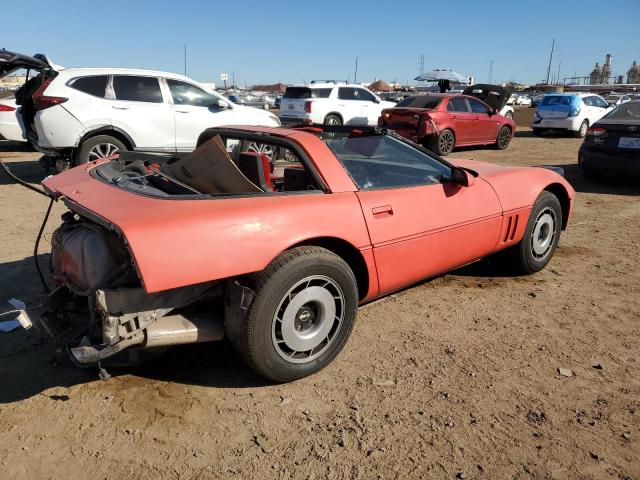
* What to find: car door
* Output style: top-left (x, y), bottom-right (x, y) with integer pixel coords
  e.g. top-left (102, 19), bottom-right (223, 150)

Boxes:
top-left (337, 87), bottom-right (366, 125)
top-left (445, 97), bottom-right (474, 144)
top-left (356, 88), bottom-right (381, 125)
top-left (165, 78), bottom-right (239, 152)
top-left (589, 95), bottom-right (612, 124)
top-left (108, 75), bottom-right (175, 153)
top-left (467, 98), bottom-right (498, 143)
top-left (325, 133), bottom-right (503, 294)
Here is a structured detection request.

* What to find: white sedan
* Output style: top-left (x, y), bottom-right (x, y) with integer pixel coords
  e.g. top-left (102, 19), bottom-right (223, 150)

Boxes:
top-left (514, 95), bottom-right (532, 106)
top-left (0, 96), bottom-right (26, 143)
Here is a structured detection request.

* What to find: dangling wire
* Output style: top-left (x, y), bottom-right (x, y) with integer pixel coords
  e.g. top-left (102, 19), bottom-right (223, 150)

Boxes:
top-left (35, 198), bottom-right (54, 292)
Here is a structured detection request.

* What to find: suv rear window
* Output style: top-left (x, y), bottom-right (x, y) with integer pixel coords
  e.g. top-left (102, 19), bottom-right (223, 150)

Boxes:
top-left (70, 75), bottom-right (108, 97)
top-left (283, 87), bottom-right (332, 99)
top-left (113, 76), bottom-right (163, 103)
top-left (396, 96), bottom-right (443, 109)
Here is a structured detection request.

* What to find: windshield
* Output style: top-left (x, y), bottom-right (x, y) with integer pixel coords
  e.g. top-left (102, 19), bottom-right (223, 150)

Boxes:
top-left (395, 96), bottom-right (442, 109)
top-left (603, 101), bottom-right (640, 120)
top-left (321, 131), bottom-right (451, 190)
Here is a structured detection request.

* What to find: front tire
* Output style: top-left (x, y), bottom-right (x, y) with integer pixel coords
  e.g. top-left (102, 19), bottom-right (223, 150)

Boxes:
top-left (507, 191), bottom-right (562, 274)
top-left (324, 114), bottom-right (342, 126)
top-left (431, 129), bottom-right (455, 156)
top-left (226, 246), bottom-right (358, 382)
top-left (494, 126), bottom-right (512, 150)
top-left (75, 135), bottom-right (127, 166)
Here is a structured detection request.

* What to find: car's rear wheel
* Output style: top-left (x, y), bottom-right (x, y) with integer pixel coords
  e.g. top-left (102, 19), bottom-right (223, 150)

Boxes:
top-left (507, 191), bottom-right (562, 274)
top-left (574, 120), bottom-right (588, 138)
top-left (495, 126), bottom-right (512, 150)
top-left (324, 114), bottom-right (342, 126)
top-left (504, 111), bottom-right (513, 119)
top-left (75, 135), bottom-right (127, 166)
top-left (226, 246), bottom-right (358, 382)
top-left (432, 129), bottom-right (455, 156)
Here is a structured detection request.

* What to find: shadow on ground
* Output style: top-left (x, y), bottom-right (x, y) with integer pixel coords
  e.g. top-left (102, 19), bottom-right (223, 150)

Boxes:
top-left (0, 159), bottom-right (48, 186)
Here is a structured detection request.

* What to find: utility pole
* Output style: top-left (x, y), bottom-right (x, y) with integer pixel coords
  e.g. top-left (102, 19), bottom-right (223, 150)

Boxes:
top-left (420, 54), bottom-right (425, 75)
top-left (184, 44), bottom-right (187, 76)
top-left (557, 60), bottom-right (561, 85)
top-left (354, 57), bottom-right (358, 84)
top-left (488, 59), bottom-right (494, 84)
top-left (545, 38), bottom-right (555, 84)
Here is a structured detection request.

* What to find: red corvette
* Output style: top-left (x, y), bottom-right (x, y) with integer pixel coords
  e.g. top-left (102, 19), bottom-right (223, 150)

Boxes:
top-left (5, 125), bottom-right (574, 382)
top-left (379, 91), bottom-right (515, 155)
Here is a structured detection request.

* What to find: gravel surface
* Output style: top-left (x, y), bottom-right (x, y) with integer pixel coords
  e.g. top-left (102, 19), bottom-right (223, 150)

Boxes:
top-left (1, 113), bottom-right (638, 479)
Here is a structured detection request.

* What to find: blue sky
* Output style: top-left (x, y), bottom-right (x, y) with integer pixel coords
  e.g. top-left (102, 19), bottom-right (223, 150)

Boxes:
top-left (4, 0), bottom-right (639, 86)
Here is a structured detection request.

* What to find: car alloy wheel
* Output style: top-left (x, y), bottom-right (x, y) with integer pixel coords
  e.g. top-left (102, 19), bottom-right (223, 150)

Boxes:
top-left (271, 275), bottom-right (345, 364)
top-left (88, 143), bottom-right (120, 161)
top-left (327, 117), bottom-right (341, 125)
top-left (530, 207), bottom-right (557, 261)
top-left (438, 130), bottom-right (454, 154)
top-left (505, 111), bottom-right (513, 119)
top-left (497, 127), bottom-right (511, 149)
top-left (248, 142), bottom-right (274, 160)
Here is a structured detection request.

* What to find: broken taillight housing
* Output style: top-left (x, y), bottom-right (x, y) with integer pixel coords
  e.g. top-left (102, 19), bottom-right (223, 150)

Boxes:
top-left (33, 78), bottom-right (68, 111)
top-left (304, 101), bottom-right (312, 113)
top-left (586, 127), bottom-right (606, 136)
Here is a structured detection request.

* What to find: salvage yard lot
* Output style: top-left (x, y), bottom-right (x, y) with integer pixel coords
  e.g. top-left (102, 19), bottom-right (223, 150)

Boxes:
top-left (1, 115), bottom-right (639, 479)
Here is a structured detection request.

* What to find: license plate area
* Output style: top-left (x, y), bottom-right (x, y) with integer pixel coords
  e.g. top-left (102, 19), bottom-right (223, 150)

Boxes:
top-left (618, 137), bottom-right (640, 149)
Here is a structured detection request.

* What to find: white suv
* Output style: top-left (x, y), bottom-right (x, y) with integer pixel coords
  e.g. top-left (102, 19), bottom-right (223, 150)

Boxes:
top-left (278, 81), bottom-right (396, 126)
top-left (1, 50), bottom-right (279, 167)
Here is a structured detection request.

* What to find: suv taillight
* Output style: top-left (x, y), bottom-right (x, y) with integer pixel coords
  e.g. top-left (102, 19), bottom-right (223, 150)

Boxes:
top-left (304, 101), bottom-right (312, 113)
top-left (33, 78), bottom-right (67, 111)
top-left (0, 104), bottom-right (16, 112)
top-left (568, 104), bottom-right (581, 117)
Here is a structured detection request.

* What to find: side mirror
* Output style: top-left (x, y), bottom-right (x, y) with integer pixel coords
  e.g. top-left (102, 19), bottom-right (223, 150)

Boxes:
top-left (217, 100), bottom-right (231, 110)
top-left (451, 167), bottom-right (475, 187)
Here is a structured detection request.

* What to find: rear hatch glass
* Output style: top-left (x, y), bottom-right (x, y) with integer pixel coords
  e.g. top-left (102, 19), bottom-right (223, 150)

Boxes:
top-left (537, 95), bottom-right (577, 119)
top-left (281, 87), bottom-right (332, 115)
top-left (395, 96), bottom-right (442, 109)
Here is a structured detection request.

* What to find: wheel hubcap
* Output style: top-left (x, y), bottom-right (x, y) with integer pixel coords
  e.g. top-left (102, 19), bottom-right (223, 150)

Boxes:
top-left (272, 275), bottom-right (345, 363)
top-left (440, 132), bottom-right (454, 152)
top-left (530, 207), bottom-right (557, 260)
top-left (248, 142), bottom-right (274, 160)
top-left (328, 117), bottom-right (340, 125)
top-left (88, 143), bottom-right (120, 161)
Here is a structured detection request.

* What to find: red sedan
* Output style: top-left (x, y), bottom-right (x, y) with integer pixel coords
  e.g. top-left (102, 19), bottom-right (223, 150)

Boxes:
top-left (379, 93), bottom-right (515, 155)
top-left (8, 125), bottom-right (573, 382)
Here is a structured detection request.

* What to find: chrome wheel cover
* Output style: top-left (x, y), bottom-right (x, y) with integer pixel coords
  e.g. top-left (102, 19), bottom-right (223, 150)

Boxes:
top-left (88, 143), bottom-right (120, 161)
top-left (272, 275), bottom-right (345, 364)
top-left (530, 207), bottom-right (557, 260)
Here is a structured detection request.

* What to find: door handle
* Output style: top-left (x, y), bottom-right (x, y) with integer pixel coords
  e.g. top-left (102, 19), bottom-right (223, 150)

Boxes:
top-left (372, 205), bottom-right (393, 217)
top-left (175, 110), bottom-right (190, 113)
top-left (111, 106), bottom-right (130, 110)
top-left (451, 115), bottom-right (457, 119)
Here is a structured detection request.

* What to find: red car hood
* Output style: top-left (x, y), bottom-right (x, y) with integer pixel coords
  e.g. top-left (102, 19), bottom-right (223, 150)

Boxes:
top-left (450, 158), bottom-right (575, 212)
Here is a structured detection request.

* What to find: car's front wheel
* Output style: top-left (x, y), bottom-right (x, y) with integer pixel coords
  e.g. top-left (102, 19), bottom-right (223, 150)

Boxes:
top-left (431, 129), bottom-right (455, 156)
top-left (495, 126), bottom-right (512, 150)
top-left (226, 246), bottom-right (358, 382)
top-left (507, 191), bottom-right (562, 274)
top-left (324, 114), bottom-right (342, 126)
top-left (75, 135), bottom-right (127, 166)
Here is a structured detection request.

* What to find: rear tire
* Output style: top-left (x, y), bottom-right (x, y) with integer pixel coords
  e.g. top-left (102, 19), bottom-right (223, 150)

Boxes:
top-left (494, 126), bottom-right (512, 150)
top-left (574, 120), bottom-right (588, 138)
top-left (431, 129), bottom-right (455, 156)
top-left (532, 128), bottom-right (543, 137)
top-left (505, 191), bottom-right (562, 274)
top-left (75, 135), bottom-right (127, 166)
top-left (324, 114), bottom-right (342, 126)
top-left (226, 246), bottom-right (358, 382)
top-left (504, 111), bottom-right (513, 120)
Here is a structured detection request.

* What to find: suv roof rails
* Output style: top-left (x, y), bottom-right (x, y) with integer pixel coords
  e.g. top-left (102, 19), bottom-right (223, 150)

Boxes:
top-left (309, 80), bottom-right (348, 85)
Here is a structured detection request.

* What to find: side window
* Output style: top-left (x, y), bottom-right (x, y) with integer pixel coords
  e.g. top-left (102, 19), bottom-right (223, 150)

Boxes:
top-left (113, 76), bottom-right (163, 103)
top-left (167, 79), bottom-right (219, 107)
top-left (468, 99), bottom-right (490, 114)
top-left (447, 97), bottom-right (469, 113)
top-left (357, 89), bottom-right (376, 102)
top-left (70, 75), bottom-right (108, 97)
top-left (314, 88), bottom-right (332, 98)
top-left (583, 96), bottom-right (595, 107)
top-left (594, 97), bottom-right (608, 108)
top-left (338, 87), bottom-right (358, 100)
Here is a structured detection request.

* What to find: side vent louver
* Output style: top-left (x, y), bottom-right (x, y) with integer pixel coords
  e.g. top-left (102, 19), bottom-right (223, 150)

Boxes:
top-left (503, 214), bottom-right (520, 243)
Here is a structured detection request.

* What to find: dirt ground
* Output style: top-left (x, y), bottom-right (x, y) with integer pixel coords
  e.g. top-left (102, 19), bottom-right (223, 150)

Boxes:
top-left (1, 109), bottom-right (638, 480)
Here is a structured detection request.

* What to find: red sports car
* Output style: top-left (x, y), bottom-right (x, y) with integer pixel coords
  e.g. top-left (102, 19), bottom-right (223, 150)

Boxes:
top-left (5, 125), bottom-right (574, 382)
top-left (379, 91), bottom-right (515, 155)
